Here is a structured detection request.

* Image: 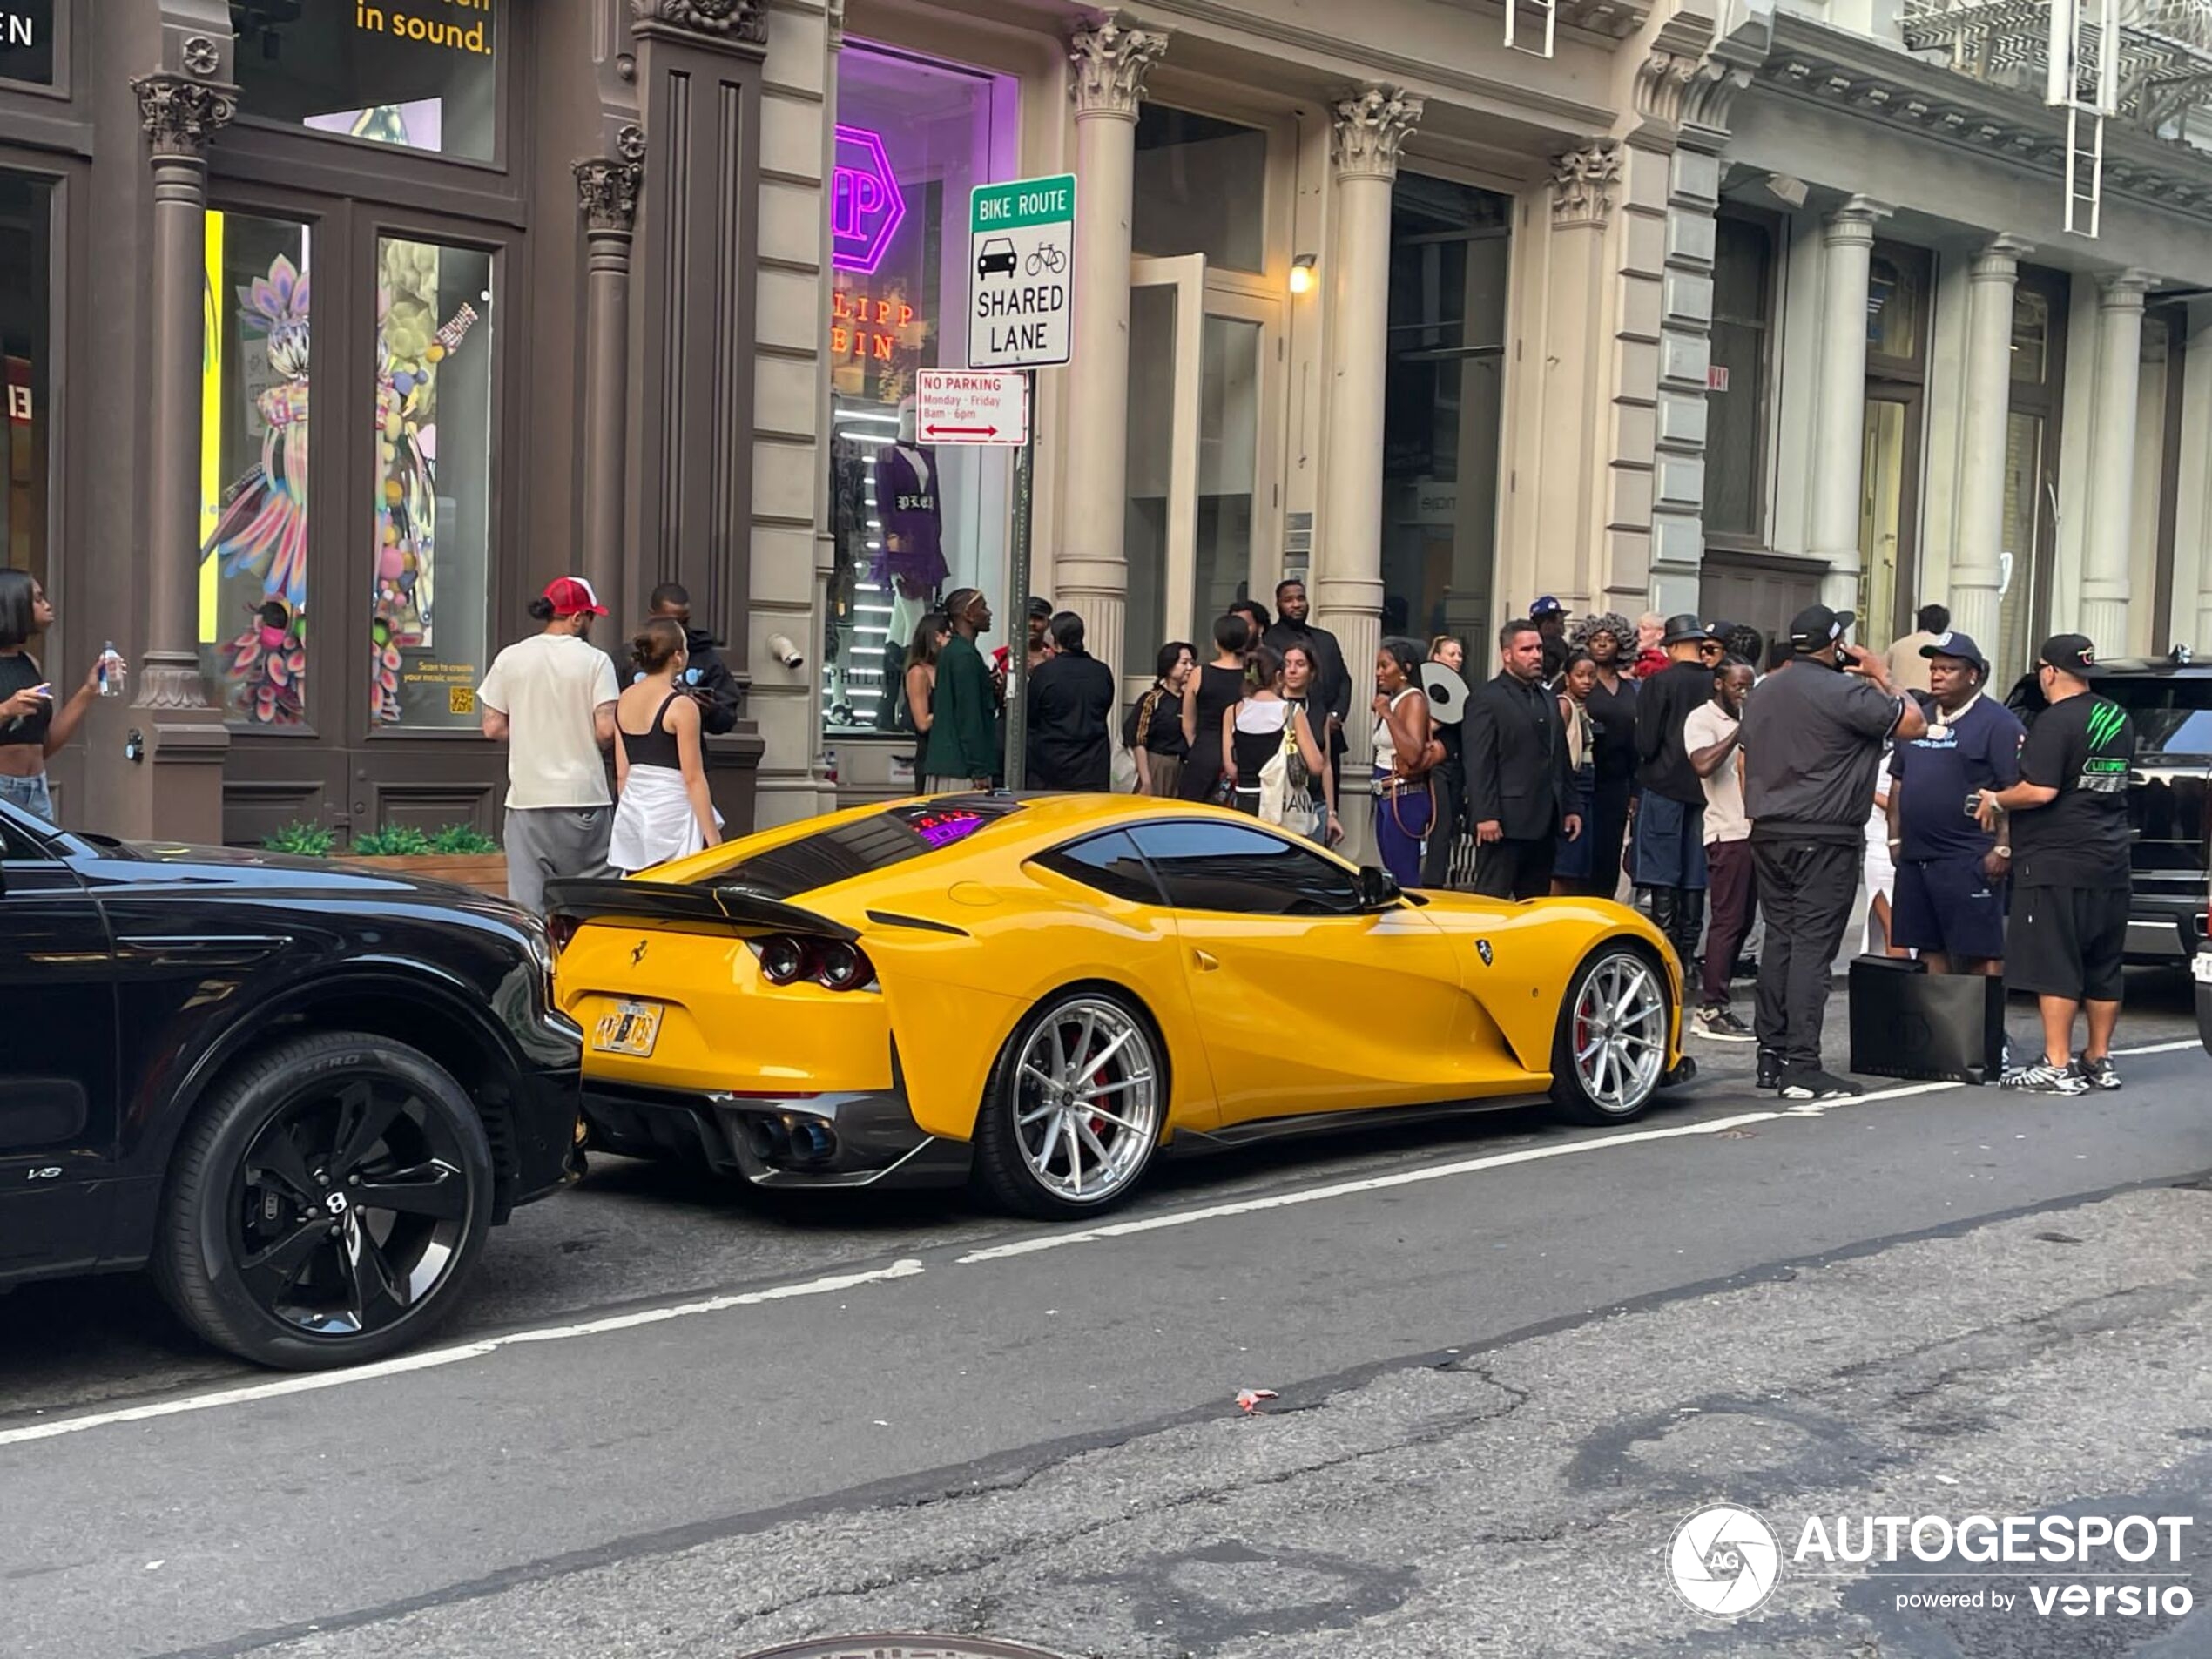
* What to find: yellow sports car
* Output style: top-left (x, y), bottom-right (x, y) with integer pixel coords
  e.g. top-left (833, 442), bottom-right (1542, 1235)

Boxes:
top-left (549, 795), bottom-right (1692, 1218)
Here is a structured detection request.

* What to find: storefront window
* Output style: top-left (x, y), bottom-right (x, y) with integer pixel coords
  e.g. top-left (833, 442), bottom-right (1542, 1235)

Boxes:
top-left (1195, 316), bottom-right (1260, 628)
top-left (373, 234), bottom-right (494, 728)
top-left (1866, 245), bottom-right (1929, 365)
top-left (229, 0), bottom-right (499, 162)
top-left (1133, 107), bottom-right (1267, 273)
top-left (0, 1), bottom-right (54, 86)
top-left (1379, 174), bottom-right (1510, 658)
top-left (1, 173), bottom-right (48, 605)
top-left (199, 212), bottom-right (313, 725)
top-left (1704, 213), bottom-right (1774, 542)
top-left (824, 43), bottom-right (1015, 740)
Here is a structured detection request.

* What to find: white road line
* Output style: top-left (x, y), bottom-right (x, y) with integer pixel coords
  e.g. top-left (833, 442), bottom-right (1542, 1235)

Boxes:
top-left (0, 1258), bottom-right (926, 1449)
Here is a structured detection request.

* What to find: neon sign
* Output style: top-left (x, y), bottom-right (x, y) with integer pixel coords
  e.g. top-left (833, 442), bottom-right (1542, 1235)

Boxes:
top-left (832, 125), bottom-right (907, 275)
top-left (830, 289), bottom-right (915, 364)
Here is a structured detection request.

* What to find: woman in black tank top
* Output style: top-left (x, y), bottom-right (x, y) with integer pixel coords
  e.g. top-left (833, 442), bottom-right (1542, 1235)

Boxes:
top-left (610, 617), bottom-right (721, 873)
top-left (1177, 614), bottom-right (1253, 803)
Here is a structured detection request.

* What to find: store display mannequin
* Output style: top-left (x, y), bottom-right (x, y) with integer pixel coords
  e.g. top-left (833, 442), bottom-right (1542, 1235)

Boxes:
top-left (874, 396), bottom-right (948, 728)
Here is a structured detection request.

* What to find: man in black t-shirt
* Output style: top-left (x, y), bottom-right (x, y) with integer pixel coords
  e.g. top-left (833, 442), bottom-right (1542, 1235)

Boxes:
top-left (1978, 634), bottom-right (2138, 1095)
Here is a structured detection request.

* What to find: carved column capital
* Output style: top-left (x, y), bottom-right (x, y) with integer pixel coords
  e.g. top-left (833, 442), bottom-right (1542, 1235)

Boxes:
top-left (2099, 268), bottom-right (2155, 309)
top-left (1970, 233), bottom-right (2034, 282)
top-left (1824, 193), bottom-right (1892, 246)
top-left (1069, 10), bottom-right (1168, 120)
top-left (1549, 142), bottom-right (1621, 227)
top-left (131, 73), bottom-right (237, 161)
top-left (630, 0), bottom-right (768, 46)
top-left (1332, 85), bottom-right (1424, 181)
top-left (575, 157), bottom-right (644, 236)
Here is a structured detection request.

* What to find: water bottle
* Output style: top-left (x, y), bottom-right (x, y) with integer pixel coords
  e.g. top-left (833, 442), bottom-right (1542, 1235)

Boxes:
top-left (98, 640), bottom-right (124, 698)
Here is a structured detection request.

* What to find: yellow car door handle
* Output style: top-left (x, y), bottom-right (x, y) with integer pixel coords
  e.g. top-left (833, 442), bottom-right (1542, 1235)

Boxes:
top-left (1193, 949), bottom-right (1220, 972)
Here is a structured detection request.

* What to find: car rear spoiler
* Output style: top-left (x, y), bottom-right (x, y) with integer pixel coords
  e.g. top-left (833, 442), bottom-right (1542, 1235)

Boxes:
top-left (542, 878), bottom-right (859, 942)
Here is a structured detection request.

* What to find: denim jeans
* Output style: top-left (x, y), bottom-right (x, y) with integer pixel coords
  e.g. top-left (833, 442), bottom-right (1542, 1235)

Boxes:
top-left (0, 770), bottom-right (54, 822)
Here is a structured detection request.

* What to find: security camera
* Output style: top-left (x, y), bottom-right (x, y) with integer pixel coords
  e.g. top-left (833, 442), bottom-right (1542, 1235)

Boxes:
top-left (767, 634), bottom-right (806, 671)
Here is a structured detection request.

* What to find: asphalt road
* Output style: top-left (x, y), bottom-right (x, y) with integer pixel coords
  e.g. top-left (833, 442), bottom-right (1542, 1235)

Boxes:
top-left (4, 971), bottom-right (2209, 1659)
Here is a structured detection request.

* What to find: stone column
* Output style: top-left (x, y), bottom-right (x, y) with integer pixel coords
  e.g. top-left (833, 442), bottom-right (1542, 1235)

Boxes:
top-left (128, 68), bottom-right (236, 843)
top-left (1319, 86), bottom-right (1422, 768)
top-left (575, 134), bottom-right (644, 624)
top-left (1951, 235), bottom-right (2032, 649)
top-left (1808, 196), bottom-right (1891, 611)
top-left (2080, 271), bottom-right (2153, 649)
top-left (1056, 11), bottom-right (1166, 678)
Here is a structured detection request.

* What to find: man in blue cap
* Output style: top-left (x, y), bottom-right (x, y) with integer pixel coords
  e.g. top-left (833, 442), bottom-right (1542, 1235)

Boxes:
top-left (1885, 631), bottom-right (2025, 977)
top-left (1531, 595), bottom-right (1569, 682)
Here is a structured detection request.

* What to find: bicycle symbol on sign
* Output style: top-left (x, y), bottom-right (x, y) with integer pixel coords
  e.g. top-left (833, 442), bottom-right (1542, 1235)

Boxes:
top-left (1024, 243), bottom-right (1068, 277)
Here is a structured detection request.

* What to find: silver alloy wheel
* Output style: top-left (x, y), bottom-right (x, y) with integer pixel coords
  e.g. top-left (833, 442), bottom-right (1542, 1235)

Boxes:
top-left (1012, 997), bottom-right (1162, 1204)
top-left (1571, 953), bottom-right (1667, 1115)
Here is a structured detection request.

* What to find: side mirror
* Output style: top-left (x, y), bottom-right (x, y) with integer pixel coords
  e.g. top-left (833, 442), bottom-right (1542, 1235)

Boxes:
top-left (1355, 865), bottom-right (1400, 911)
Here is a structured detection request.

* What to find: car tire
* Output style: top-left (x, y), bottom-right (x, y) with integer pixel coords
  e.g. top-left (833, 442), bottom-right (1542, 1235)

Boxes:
top-left (153, 1031), bottom-right (495, 1371)
top-left (972, 988), bottom-right (1165, 1221)
top-left (1548, 945), bottom-right (1671, 1127)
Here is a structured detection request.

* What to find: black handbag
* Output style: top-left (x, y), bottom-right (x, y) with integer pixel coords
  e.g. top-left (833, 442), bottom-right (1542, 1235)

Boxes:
top-left (1847, 955), bottom-right (2006, 1085)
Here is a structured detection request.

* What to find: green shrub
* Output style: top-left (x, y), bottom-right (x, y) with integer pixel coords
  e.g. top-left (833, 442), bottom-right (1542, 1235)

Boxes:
top-left (428, 823), bottom-right (500, 855)
top-left (351, 823), bottom-right (435, 858)
top-left (263, 821), bottom-right (334, 858)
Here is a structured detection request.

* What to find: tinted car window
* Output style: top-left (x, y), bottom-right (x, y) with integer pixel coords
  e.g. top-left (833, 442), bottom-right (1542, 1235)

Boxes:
top-left (2006, 672), bottom-right (2212, 757)
top-left (1130, 820), bottom-right (1362, 916)
top-left (705, 799), bottom-right (1022, 900)
top-left (1031, 830), bottom-right (1163, 905)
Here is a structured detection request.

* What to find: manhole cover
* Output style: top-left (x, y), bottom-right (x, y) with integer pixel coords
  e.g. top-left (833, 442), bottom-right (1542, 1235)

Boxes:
top-left (738, 1640), bottom-right (1076, 1659)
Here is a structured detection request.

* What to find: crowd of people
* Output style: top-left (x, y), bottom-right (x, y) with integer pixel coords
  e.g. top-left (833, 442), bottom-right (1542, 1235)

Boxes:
top-left (474, 570), bottom-right (2140, 1109)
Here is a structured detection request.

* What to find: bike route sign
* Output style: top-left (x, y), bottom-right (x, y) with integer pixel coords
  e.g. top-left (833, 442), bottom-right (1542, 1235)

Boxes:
top-left (968, 173), bottom-right (1076, 370)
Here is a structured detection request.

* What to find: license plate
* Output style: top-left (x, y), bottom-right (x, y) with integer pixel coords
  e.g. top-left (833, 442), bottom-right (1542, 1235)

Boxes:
top-left (2195, 954), bottom-right (2212, 987)
top-left (592, 1000), bottom-right (664, 1057)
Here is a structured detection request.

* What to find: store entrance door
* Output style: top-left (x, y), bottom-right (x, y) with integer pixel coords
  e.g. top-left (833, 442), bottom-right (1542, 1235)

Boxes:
top-left (1121, 255), bottom-right (1281, 699)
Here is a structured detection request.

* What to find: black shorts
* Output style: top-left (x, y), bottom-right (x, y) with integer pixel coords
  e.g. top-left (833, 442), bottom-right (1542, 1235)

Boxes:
top-left (2006, 885), bottom-right (2129, 1003)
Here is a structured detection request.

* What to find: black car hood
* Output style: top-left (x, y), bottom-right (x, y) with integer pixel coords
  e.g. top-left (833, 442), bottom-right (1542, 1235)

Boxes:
top-left (70, 833), bottom-right (518, 908)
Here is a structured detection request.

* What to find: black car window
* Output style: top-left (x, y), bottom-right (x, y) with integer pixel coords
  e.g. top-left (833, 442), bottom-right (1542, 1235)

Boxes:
top-left (0, 813), bottom-right (51, 862)
top-left (2096, 678), bottom-right (2212, 758)
top-left (1030, 830), bottom-right (1163, 905)
top-left (704, 798), bottom-right (1022, 900)
top-left (1129, 819), bottom-right (1363, 916)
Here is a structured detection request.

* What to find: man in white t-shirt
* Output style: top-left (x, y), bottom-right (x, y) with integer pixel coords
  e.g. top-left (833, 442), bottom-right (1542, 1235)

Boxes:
top-left (478, 577), bottom-right (622, 913)
top-left (1685, 657), bottom-right (1756, 1042)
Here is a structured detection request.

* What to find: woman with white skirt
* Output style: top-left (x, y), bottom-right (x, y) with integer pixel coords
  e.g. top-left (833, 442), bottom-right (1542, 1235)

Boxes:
top-left (610, 617), bottom-right (721, 875)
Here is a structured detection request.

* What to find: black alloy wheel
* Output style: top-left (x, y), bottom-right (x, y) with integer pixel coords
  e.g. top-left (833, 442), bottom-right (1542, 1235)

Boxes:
top-left (156, 1031), bottom-right (494, 1370)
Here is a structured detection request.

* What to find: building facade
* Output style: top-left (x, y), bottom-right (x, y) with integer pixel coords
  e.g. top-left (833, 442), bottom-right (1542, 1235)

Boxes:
top-left (8, 0), bottom-right (2204, 851)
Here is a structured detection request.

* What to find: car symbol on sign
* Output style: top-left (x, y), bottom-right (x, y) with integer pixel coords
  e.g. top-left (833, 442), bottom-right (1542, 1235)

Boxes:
top-left (976, 236), bottom-right (1018, 280)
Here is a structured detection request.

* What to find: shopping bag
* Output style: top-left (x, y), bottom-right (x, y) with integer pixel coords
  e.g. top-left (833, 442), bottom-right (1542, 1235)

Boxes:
top-left (1847, 954), bottom-right (2006, 1085)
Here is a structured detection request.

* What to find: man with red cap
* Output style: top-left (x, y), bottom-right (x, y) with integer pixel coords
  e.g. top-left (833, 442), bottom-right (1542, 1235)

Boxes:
top-left (478, 577), bottom-right (621, 913)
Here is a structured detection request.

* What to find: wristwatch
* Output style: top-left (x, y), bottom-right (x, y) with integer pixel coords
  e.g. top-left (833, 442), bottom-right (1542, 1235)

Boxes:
top-left (1993, 845), bottom-right (2013, 857)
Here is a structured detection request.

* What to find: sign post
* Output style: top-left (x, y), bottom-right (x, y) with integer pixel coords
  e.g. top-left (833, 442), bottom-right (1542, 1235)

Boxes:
top-left (968, 174), bottom-right (1076, 790)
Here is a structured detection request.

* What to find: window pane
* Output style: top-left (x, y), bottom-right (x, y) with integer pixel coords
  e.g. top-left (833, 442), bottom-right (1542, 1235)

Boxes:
top-left (231, 0), bottom-right (500, 161)
top-left (199, 212), bottom-right (312, 726)
top-left (825, 44), bottom-right (1015, 740)
top-left (1703, 218), bottom-right (1771, 539)
top-left (1133, 107), bottom-right (1267, 273)
top-left (0, 2), bottom-right (54, 86)
top-left (1866, 249), bottom-right (1925, 362)
top-left (1033, 829), bottom-right (1162, 904)
top-left (1858, 398), bottom-right (1910, 653)
top-left (2011, 290), bottom-right (2050, 385)
top-left (1194, 315), bottom-right (1260, 639)
top-left (1123, 282), bottom-right (1177, 677)
top-left (2, 172), bottom-right (50, 608)
top-left (374, 236), bottom-right (493, 727)
top-left (1380, 174), bottom-right (1510, 657)
top-left (1130, 819), bottom-right (1360, 914)
top-left (1997, 411), bottom-right (2046, 686)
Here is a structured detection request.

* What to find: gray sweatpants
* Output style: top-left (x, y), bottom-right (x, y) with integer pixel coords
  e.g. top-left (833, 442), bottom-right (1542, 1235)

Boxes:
top-left (503, 805), bottom-right (613, 914)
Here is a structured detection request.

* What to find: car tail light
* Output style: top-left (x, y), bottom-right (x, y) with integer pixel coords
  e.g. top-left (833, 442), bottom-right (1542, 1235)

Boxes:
top-left (752, 935), bottom-right (876, 991)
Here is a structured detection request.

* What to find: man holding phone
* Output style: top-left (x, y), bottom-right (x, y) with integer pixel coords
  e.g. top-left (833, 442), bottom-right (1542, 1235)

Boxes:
top-left (1739, 604), bottom-right (1928, 1099)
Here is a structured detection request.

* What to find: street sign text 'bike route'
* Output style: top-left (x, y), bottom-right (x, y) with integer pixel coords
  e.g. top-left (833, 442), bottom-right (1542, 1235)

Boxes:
top-left (968, 174), bottom-right (1075, 370)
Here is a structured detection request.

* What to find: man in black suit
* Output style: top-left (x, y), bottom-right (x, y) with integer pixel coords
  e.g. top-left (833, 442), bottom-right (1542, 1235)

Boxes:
top-left (1025, 610), bottom-right (1116, 791)
top-left (1466, 618), bottom-right (1582, 900)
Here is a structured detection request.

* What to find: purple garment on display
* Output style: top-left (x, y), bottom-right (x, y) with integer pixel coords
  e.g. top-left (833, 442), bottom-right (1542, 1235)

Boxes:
top-left (872, 443), bottom-right (948, 590)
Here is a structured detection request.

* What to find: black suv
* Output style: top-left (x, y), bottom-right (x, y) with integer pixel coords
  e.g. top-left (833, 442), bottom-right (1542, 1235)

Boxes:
top-left (2005, 653), bottom-right (2212, 964)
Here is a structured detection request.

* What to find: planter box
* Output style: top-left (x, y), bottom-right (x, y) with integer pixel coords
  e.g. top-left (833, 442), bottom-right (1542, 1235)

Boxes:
top-left (341, 853), bottom-right (509, 897)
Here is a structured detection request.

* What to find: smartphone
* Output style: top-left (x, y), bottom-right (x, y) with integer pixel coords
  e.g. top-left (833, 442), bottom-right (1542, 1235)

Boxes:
top-left (29, 682), bottom-right (52, 700)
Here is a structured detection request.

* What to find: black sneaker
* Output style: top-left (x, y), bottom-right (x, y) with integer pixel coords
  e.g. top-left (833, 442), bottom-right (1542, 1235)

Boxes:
top-left (2073, 1054), bottom-right (2122, 1091)
top-left (1779, 1068), bottom-right (1863, 1101)
top-left (1756, 1048), bottom-right (1783, 1091)
top-left (2001, 1061), bottom-right (2087, 1096)
top-left (1692, 1006), bottom-right (1757, 1043)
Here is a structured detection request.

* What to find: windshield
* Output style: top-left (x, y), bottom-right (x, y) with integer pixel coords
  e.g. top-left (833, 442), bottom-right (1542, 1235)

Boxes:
top-left (700, 798), bottom-right (1021, 900)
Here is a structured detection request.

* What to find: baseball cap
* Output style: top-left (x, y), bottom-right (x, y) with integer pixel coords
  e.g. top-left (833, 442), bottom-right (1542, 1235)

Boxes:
top-left (2037, 632), bottom-right (2101, 678)
top-left (1530, 595), bottom-right (1566, 617)
top-left (1920, 630), bottom-right (1989, 675)
top-left (1788, 604), bottom-right (1856, 652)
top-left (543, 576), bottom-right (608, 617)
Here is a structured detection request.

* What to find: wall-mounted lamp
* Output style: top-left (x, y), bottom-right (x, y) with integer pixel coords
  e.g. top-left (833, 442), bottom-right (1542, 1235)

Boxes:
top-left (1289, 253), bottom-right (1318, 296)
